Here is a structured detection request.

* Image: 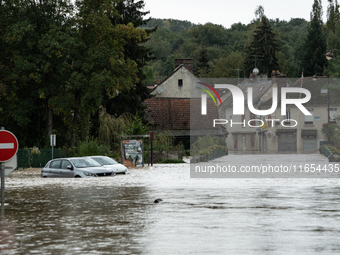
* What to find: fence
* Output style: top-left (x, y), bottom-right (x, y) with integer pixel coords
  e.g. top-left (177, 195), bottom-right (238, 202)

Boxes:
top-left (17, 148), bottom-right (72, 169)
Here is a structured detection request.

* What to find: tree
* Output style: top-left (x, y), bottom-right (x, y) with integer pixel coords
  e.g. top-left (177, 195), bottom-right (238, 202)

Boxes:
top-left (64, 0), bottom-right (144, 146)
top-left (210, 52), bottom-right (244, 78)
top-left (103, 0), bottom-right (156, 119)
top-left (244, 16), bottom-right (280, 76)
top-left (300, 0), bottom-right (328, 76)
top-left (327, 0), bottom-right (340, 33)
top-left (0, 0), bottom-right (75, 146)
top-left (196, 45), bottom-right (210, 77)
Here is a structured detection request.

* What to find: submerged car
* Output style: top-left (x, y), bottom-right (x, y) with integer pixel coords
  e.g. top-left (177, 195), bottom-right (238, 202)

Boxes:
top-left (88, 156), bottom-right (129, 174)
top-left (41, 157), bottom-right (116, 178)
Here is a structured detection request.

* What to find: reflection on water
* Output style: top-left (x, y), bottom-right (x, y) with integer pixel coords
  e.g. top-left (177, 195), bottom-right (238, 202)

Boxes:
top-left (2, 154), bottom-right (340, 254)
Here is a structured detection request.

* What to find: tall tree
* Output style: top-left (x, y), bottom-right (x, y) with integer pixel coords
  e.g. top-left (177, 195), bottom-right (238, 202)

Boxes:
top-left (104, 0), bottom-right (156, 118)
top-left (0, 0), bottom-right (75, 146)
top-left (64, 0), bottom-right (145, 146)
top-left (300, 0), bottom-right (328, 76)
top-left (196, 45), bottom-right (210, 77)
top-left (244, 16), bottom-right (280, 76)
top-left (327, 0), bottom-right (340, 33)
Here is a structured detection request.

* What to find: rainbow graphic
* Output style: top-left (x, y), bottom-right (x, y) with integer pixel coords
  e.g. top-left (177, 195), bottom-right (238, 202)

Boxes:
top-left (196, 82), bottom-right (222, 106)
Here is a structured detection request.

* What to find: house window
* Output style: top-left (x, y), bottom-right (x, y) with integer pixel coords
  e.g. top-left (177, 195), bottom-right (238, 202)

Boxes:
top-left (305, 108), bottom-right (313, 125)
top-left (178, 79), bottom-right (183, 88)
top-left (330, 108), bottom-right (337, 123)
top-left (249, 113), bottom-right (256, 127)
top-left (284, 109), bottom-right (290, 124)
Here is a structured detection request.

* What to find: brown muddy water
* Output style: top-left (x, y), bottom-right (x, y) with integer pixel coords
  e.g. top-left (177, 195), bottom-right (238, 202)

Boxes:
top-left (1, 154), bottom-right (340, 254)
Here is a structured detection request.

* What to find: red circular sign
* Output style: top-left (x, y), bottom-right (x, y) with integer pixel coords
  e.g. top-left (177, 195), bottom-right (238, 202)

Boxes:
top-left (0, 130), bottom-right (19, 162)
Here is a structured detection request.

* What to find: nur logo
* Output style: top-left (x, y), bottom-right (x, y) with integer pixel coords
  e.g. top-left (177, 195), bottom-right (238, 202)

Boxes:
top-left (196, 82), bottom-right (222, 115)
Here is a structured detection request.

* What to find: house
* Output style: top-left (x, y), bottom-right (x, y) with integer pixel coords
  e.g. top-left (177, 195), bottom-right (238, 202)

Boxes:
top-left (221, 75), bottom-right (277, 152)
top-left (259, 76), bottom-right (339, 153)
top-left (144, 59), bottom-right (226, 149)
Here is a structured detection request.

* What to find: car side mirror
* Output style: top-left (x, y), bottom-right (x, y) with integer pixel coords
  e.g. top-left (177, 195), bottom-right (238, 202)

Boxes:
top-left (67, 165), bottom-right (73, 170)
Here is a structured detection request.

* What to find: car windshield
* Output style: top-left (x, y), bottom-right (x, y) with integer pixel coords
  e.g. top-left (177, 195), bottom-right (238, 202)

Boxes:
top-left (70, 158), bottom-right (102, 168)
top-left (92, 156), bottom-right (118, 165)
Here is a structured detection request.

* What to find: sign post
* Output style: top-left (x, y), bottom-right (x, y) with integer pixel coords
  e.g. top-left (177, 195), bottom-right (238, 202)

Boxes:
top-left (0, 130), bottom-right (19, 206)
top-left (50, 134), bottom-right (56, 159)
top-left (148, 132), bottom-right (156, 166)
top-left (1, 163), bottom-right (4, 206)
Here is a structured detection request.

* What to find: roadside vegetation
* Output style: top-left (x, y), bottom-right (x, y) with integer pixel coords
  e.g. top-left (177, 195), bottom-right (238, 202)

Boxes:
top-left (2, 0), bottom-right (340, 153)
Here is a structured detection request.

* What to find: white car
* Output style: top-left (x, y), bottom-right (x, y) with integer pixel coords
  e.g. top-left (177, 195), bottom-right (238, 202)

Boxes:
top-left (88, 156), bottom-right (129, 174)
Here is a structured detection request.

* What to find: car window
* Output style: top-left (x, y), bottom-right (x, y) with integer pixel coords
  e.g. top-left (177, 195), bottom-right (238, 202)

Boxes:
top-left (61, 160), bottom-right (72, 169)
top-left (69, 158), bottom-right (101, 168)
top-left (50, 160), bottom-right (61, 169)
top-left (92, 157), bottom-right (118, 165)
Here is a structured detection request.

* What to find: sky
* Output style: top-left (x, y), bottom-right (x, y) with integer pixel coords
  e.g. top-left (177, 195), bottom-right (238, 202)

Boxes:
top-left (144, 0), bottom-right (330, 28)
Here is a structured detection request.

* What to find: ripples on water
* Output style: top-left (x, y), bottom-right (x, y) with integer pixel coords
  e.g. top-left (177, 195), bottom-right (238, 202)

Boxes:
top-left (1, 154), bottom-right (340, 254)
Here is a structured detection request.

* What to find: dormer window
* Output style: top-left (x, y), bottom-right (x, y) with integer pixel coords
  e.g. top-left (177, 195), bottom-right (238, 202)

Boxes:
top-left (178, 79), bottom-right (183, 88)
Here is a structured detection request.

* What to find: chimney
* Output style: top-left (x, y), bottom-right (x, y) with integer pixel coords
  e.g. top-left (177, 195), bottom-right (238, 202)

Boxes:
top-left (175, 58), bottom-right (194, 72)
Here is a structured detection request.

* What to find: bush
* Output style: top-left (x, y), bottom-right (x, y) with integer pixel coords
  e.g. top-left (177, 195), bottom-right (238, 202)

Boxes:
top-left (319, 144), bottom-right (340, 155)
top-left (191, 135), bottom-right (227, 156)
top-left (77, 139), bottom-right (110, 156)
top-left (198, 145), bottom-right (228, 159)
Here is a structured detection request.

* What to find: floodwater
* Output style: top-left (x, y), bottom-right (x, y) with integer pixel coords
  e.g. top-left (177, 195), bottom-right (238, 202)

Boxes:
top-left (1, 154), bottom-right (340, 254)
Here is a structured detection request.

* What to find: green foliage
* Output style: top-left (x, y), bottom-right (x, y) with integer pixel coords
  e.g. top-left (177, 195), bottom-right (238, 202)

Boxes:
top-left (244, 16), bottom-right (280, 76)
top-left (143, 15), bottom-right (311, 80)
top-left (319, 144), bottom-right (340, 155)
top-left (196, 45), bottom-right (210, 77)
top-left (124, 114), bottom-right (150, 135)
top-left (198, 145), bottom-right (228, 160)
top-left (300, 0), bottom-right (328, 76)
top-left (77, 139), bottom-right (109, 157)
top-left (191, 135), bottom-right (227, 156)
top-left (321, 122), bottom-right (338, 142)
top-left (153, 131), bottom-right (185, 153)
top-left (210, 52), bottom-right (244, 78)
top-left (0, 0), bottom-right (152, 148)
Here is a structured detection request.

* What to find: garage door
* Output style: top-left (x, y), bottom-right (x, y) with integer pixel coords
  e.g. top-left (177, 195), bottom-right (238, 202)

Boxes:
top-left (278, 133), bottom-right (296, 151)
top-left (303, 139), bottom-right (316, 152)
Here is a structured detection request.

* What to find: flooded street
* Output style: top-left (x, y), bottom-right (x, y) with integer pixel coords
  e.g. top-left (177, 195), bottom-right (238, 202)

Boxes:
top-left (1, 154), bottom-right (340, 254)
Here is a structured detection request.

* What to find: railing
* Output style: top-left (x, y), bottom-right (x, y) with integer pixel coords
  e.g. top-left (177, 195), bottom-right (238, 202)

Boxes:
top-left (17, 148), bottom-right (72, 169)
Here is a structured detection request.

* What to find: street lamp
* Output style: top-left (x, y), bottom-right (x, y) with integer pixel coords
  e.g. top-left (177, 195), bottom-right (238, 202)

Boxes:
top-left (320, 88), bottom-right (330, 123)
top-left (325, 49), bottom-right (340, 60)
top-left (321, 87), bottom-right (331, 144)
top-left (312, 73), bottom-right (324, 81)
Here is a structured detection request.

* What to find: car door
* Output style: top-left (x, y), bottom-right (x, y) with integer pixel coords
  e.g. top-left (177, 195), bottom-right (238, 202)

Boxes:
top-left (49, 160), bottom-right (62, 177)
top-left (60, 160), bottom-right (74, 178)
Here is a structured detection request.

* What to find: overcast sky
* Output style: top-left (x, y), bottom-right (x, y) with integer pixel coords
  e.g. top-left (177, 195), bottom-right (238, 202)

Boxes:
top-left (144, 0), bottom-right (330, 28)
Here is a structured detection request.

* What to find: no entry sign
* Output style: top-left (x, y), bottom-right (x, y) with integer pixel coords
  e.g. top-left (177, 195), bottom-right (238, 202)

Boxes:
top-left (0, 130), bottom-right (19, 162)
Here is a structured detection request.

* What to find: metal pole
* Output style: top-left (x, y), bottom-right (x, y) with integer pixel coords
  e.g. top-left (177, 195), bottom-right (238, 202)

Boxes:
top-left (151, 138), bottom-right (153, 167)
top-left (147, 138), bottom-right (150, 166)
top-left (328, 90), bottom-right (330, 144)
top-left (142, 139), bottom-right (144, 168)
top-left (1, 162), bottom-right (5, 206)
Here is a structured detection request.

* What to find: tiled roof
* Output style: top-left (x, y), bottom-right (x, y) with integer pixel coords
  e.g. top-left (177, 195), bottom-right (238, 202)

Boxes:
top-left (223, 81), bottom-right (272, 107)
top-left (261, 77), bottom-right (337, 107)
top-left (151, 64), bottom-right (195, 93)
top-left (145, 98), bottom-right (221, 132)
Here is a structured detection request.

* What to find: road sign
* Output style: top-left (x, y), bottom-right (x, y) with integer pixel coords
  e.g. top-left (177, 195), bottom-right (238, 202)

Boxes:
top-left (5, 154), bottom-right (17, 176)
top-left (0, 130), bottom-right (19, 162)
